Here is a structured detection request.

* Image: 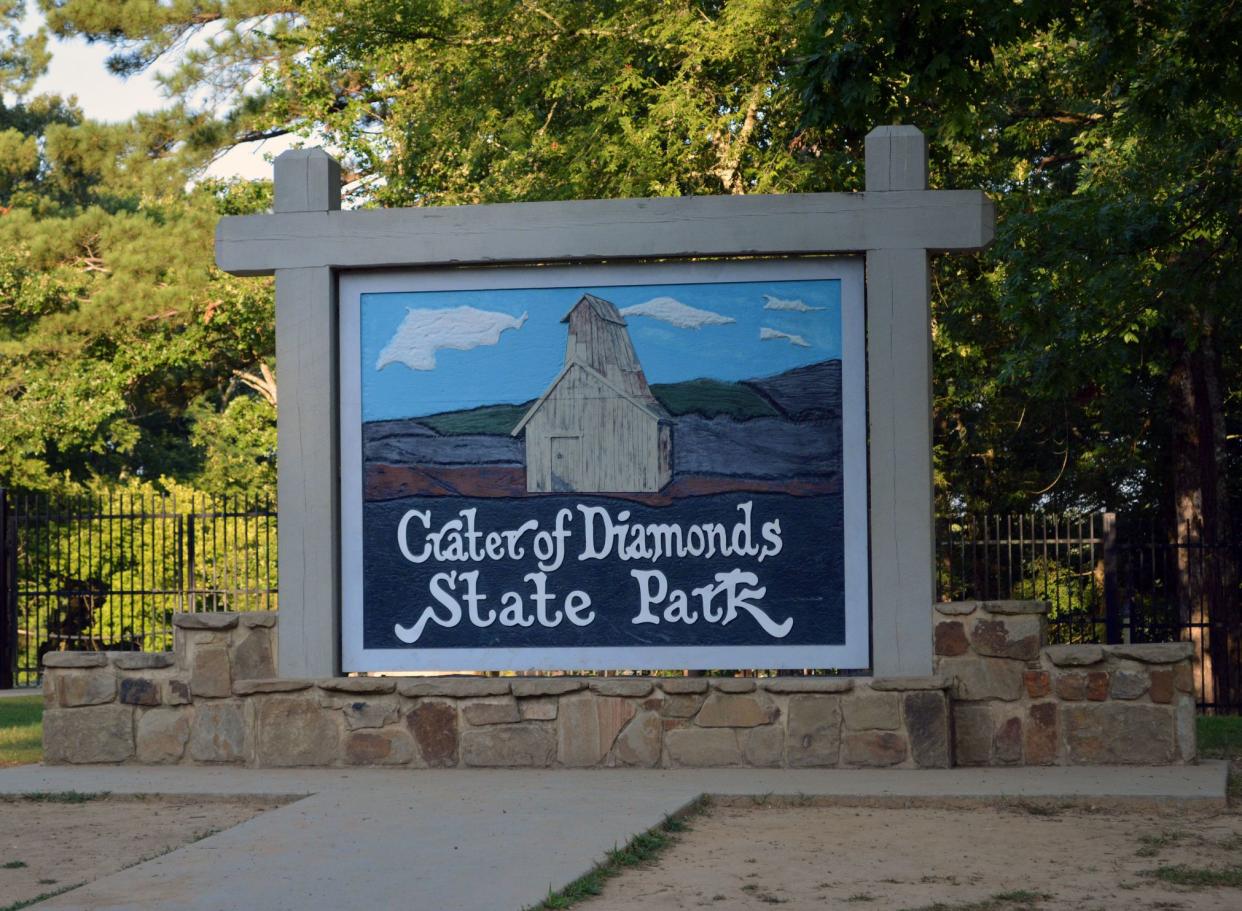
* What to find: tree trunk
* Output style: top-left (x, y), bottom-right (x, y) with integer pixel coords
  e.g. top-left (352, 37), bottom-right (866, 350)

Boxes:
top-left (1168, 318), bottom-right (1239, 711)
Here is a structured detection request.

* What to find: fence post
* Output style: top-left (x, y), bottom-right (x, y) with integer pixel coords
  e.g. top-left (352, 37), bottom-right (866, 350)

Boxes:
top-left (1103, 511), bottom-right (1121, 644)
top-left (0, 490), bottom-right (14, 689)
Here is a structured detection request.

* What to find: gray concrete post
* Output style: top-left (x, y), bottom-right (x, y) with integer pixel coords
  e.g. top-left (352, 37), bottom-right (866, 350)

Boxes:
top-left (273, 151), bottom-right (341, 677)
top-left (865, 126), bottom-right (934, 675)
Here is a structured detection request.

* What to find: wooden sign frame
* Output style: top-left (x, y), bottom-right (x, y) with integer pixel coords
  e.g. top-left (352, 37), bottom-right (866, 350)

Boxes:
top-left (215, 125), bottom-right (994, 680)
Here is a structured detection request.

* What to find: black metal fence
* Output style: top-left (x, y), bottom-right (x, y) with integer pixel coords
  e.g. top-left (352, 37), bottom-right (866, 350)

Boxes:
top-left (0, 490), bottom-right (277, 688)
top-left (938, 513), bottom-right (1242, 714)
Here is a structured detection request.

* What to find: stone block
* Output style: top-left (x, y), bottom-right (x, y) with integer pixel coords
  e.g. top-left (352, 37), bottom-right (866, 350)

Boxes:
top-left (43, 705), bottom-right (134, 764)
top-left (59, 672), bottom-right (116, 707)
top-left (1174, 663), bottom-right (1194, 693)
top-left (952, 704), bottom-right (993, 766)
top-left (406, 701), bottom-right (458, 767)
top-left (980, 600), bottom-right (1048, 615)
top-left (1024, 670), bottom-right (1051, 698)
top-left (189, 701), bottom-right (247, 763)
top-left (510, 677), bottom-right (586, 697)
top-left (1149, 669), bottom-right (1174, 704)
top-left (743, 725), bottom-right (784, 767)
top-left (869, 676), bottom-right (949, 691)
top-left (934, 620), bottom-right (969, 657)
top-left (589, 678), bottom-right (653, 697)
top-left (462, 724), bottom-right (556, 767)
top-left (558, 694), bottom-right (637, 767)
top-left (904, 691), bottom-right (950, 769)
top-left (43, 652), bottom-right (107, 668)
top-left (112, 653), bottom-right (175, 670)
top-left (1109, 642), bottom-right (1193, 664)
top-left (398, 677), bottom-right (509, 698)
top-left (463, 698), bottom-right (521, 726)
top-left (843, 731), bottom-right (908, 767)
top-left (710, 678), bottom-right (756, 693)
top-left (759, 677), bottom-right (853, 694)
top-left (137, 708), bottom-right (190, 763)
top-left (938, 656), bottom-right (1024, 701)
top-left (343, 700), bottom-right (399, 731)
top-left (190, 645), bottom-right (231, 699)
top-left (842, 692), bottom-right (901, 731)
top-left (256, 696), bottom-right (341, 766)
top-left (230, 629), bottom-right (275, 681)
top-left (520, 698), bottom-right (558, 721)
top-left (610, 711), bottom-right (661, 767)
top-left (661, 694), bottom-right (705, 718)
top-left (696, 692), bottom-right (777, 728)
top-left (1044, 645), bottom-right (1104, 667)
top-left (658, 678), bottom-right (708, 694)
top-left (119, 678), bottom-right (160, 707)
top-left (345, 729), bottom-right (415, 766)
top-left (970, 616), bottom-right (1041, 661)
top-left (1109, 670), bottom-right (1148, 700)
top-left (992, 716), bottom-right (1022, 764)
top-left (173, 612), bottom-right (239, 630)
top-left (319, 677), bottom-right (397, 695)
top-left (1175, 695), bottom-right (1196, 762)
top-left (1086, 671), bottom-right (1110, 702)
top-left (233, 678), bottom-right (314, 695)
top-left (1025, 702), bottom-right (1058, 766)
top-left (1062, 703), bottom-right (1175, 764)
top-left (240, 612), bottom-right (277, 628)
top-left (1055, 672), bottom-right (1086, 701)
top-left (665, 728), bottom-right (742, 767)
top-left (166, 679), bottom-right (192, 705)
top-left (934, 602), bottom-right (978, 616)
top-left (786, 694), bottom-right (841, 767)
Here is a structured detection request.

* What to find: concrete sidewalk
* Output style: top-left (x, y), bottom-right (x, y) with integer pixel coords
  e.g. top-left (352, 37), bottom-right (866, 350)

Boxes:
top-left (0, 763), bottom-right (1229, 911)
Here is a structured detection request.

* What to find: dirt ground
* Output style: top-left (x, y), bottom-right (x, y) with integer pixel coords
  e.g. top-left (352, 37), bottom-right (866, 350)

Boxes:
top-left (582, 801), bottom-right (1242, 911)
top-left (0, 795), bottom-right (288, 908)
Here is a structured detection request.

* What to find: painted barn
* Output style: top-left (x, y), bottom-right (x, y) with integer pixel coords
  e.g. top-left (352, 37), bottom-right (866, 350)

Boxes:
top-left (512, 294), bottom-right (673, 493)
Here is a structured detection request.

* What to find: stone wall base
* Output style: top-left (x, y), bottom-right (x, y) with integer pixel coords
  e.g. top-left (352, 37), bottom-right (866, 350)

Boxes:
top-left (42, 603), bottom-right (1196, 768)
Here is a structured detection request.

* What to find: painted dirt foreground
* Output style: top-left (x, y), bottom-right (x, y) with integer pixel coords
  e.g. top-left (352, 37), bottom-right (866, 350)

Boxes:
top-left (582, 803), bottom-right (1242, 911)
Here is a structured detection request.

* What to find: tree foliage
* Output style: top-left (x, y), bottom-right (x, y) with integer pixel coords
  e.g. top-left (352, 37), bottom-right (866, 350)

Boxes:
top-left (11, 0), bottom-right (1242, 534)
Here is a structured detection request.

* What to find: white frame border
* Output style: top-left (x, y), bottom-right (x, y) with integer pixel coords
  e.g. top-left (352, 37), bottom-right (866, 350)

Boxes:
top-left (339, 258), bottom-right (868, 672)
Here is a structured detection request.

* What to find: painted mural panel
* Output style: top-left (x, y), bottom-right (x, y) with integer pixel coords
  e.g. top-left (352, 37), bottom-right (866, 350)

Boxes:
top-left (340, 260), bottom-right (868, 671)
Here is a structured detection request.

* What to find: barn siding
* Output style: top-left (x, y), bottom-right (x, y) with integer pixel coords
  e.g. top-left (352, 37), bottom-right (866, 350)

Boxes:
top-left (523, 365), bottom-right (666, 492)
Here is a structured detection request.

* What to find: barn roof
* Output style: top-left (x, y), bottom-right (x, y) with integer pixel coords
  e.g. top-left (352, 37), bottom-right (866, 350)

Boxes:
top-left (510, 362), bottom-right (666, 436)
top-left (512, 292), bottom-right (670, 437)
top-left (561, 293), bottom-right (626, 325)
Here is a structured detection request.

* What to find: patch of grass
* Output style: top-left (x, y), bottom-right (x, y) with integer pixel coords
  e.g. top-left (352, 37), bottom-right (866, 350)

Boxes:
top-left (528, 797), bottom-right (709, 910)
top-left (1136, 831), bottom-right (1186, 858)
top-left (0, 881), bottom-right (86, 911)
top-left (847, 893), bottom-right (876, 902)
top-left (900, 890), bottom-right (1050, 911)
top-left (0, 696), bottom-right (42, 767)
top-left (1143, 864), bottom-right (1242, 888)
top-left (2, 860), bottom-right (27, 869)
top-left (1197, 715), bottom-right (1242, 760)
top-left (13, 791), bottom-right (108, 804)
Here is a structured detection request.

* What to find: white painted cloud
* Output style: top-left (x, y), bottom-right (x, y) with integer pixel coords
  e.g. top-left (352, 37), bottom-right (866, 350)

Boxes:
top-left (760, 327), bottom-right (811, 348)
top-left (376, 307), bottom-right (527, 371)
top-left (619, 296), bottom-right (735, 329)
top-left (763, 294), bottom-right (823, 312)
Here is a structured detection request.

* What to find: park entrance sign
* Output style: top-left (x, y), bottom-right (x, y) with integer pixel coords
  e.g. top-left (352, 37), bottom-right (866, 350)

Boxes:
top-left (338, 260), bottom-right (867, 671)
top-left (215, 125), bottom-right (995, 679)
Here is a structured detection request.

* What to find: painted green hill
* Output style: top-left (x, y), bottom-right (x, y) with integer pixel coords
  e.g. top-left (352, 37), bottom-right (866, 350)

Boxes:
top-left (414, 377), bottom-right (780, 435)
top-left (650, 378), bottom-right (779, 419)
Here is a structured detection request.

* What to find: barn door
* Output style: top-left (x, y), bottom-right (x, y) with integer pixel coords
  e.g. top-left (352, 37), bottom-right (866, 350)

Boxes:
top-left (549, 436), bottom-right (581, 492)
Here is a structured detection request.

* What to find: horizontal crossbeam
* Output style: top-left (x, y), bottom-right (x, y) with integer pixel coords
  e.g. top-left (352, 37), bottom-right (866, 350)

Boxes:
top-left (215, 189), bottom-right (994, 276)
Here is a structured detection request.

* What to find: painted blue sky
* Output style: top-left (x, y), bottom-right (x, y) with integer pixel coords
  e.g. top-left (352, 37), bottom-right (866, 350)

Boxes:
top-left (360, 279), bottom-right (841, 422)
